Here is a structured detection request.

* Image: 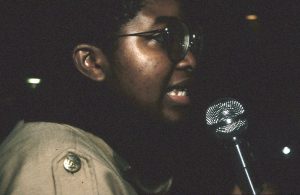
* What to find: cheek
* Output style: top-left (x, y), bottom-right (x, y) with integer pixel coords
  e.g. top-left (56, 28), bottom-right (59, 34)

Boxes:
top-left (113, 43), bottom-right (172, 104)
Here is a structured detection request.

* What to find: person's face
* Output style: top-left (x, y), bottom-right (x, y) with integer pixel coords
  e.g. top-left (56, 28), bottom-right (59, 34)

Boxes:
top-left (110, 0), bottom-right (198, 123)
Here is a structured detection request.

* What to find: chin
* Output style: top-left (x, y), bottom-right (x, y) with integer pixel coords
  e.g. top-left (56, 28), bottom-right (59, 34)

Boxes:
top-left (162, 110), bottom-right (189, 125)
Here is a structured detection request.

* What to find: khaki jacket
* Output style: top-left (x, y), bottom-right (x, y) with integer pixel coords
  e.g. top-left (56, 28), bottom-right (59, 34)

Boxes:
top-left (0, 121), bottom-right (138, 195)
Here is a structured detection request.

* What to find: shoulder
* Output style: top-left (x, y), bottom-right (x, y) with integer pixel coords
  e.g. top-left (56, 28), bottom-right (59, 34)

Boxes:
top-left (0, 120), bottom-right (126, 171)
top-left (0, 121), bottom-right (136, 195)
top-left (0, 121), bottom-right (92, 160)
top-left (0, 120), bottom-right (115, 159)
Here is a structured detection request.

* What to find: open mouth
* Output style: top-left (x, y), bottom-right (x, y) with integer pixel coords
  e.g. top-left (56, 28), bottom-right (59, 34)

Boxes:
top-left (166, 81), bottom-right (191, 105)
top-left (167, 87), bottom-right (189, 97)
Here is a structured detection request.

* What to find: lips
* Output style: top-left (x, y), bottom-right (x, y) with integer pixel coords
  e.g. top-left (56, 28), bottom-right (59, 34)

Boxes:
top-left (165, 79), bottom-right (192, 105)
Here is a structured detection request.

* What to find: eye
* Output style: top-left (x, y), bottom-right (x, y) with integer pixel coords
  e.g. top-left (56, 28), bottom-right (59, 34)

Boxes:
top-left (150, 32), bottom-right (165, 43)
top-left (146, 29), bottom-right (169, 45)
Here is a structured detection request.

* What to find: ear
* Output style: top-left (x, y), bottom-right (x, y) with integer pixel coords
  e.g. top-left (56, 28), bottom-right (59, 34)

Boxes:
top-left (73, 44), bottom-right (110, 81)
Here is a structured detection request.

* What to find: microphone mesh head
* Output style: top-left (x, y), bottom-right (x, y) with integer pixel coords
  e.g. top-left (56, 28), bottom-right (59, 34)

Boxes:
top-left (206, 98), bottom-right (248, 137)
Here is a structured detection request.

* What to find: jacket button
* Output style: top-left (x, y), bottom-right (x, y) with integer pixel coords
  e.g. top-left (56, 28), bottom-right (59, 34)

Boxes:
top-left (63, 152), bottom-right (81, 173)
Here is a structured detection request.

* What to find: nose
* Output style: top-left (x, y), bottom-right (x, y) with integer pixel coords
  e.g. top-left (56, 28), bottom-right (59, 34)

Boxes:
top-left (175, 50), bottom-right (198, 72)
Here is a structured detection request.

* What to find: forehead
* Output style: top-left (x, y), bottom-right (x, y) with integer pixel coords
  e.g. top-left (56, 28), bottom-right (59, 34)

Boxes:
top-left (143, 0), bottom-right (181, 17)
top-left (122, 0), bottom-right (182, 32)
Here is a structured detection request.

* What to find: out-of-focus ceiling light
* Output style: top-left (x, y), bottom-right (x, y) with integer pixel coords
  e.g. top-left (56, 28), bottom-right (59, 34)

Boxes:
top-left (282, 146), bottom-right (291, 155)
top-left (246, 14), bottom-right (258, 21)
top-left (27, 78), bottom-right (41, 84)
top-left (26, 78), bottom-right (42, 89)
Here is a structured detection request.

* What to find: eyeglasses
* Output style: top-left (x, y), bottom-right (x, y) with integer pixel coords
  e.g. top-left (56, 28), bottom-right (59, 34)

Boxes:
top-left (118, 20), bottom-right (202, 62)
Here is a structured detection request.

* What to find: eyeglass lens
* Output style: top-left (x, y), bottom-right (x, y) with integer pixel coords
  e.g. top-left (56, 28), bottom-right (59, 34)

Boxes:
top-left (166, 20), bottom-right (202, 62)
top-left (168, 21), bottom-right (189, 62)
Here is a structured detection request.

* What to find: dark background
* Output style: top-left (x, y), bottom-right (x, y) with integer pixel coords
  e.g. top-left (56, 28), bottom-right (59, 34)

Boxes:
top-left (1, 0), bottom-right (299, 193)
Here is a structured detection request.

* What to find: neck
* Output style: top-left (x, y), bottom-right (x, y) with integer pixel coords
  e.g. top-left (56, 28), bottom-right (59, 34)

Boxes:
top-left (95, 98), bottom-right (177, 183)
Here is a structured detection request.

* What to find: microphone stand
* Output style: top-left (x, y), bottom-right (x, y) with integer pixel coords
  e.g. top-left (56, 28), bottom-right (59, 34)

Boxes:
top-left (232, 136), bottom-right (257, 195)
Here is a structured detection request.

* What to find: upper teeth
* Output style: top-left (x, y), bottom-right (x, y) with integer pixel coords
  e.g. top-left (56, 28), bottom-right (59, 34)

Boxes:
top-left (168, 89), bottom-right (188, 96)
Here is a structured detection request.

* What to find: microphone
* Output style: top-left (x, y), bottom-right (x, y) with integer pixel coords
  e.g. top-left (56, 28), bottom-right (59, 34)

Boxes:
top-left (205, 98), bottom-right (257, 195)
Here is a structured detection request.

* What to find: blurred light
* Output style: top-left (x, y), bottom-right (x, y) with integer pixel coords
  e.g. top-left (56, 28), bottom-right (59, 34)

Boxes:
top-left (26, 78), bottom-right (42, 89)
top-left (246, 14), bottom-right (258, 21)
top-left (27, 78), bottom-right (41, 84)
top-left (282, 146), bottom-right (291, 155)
